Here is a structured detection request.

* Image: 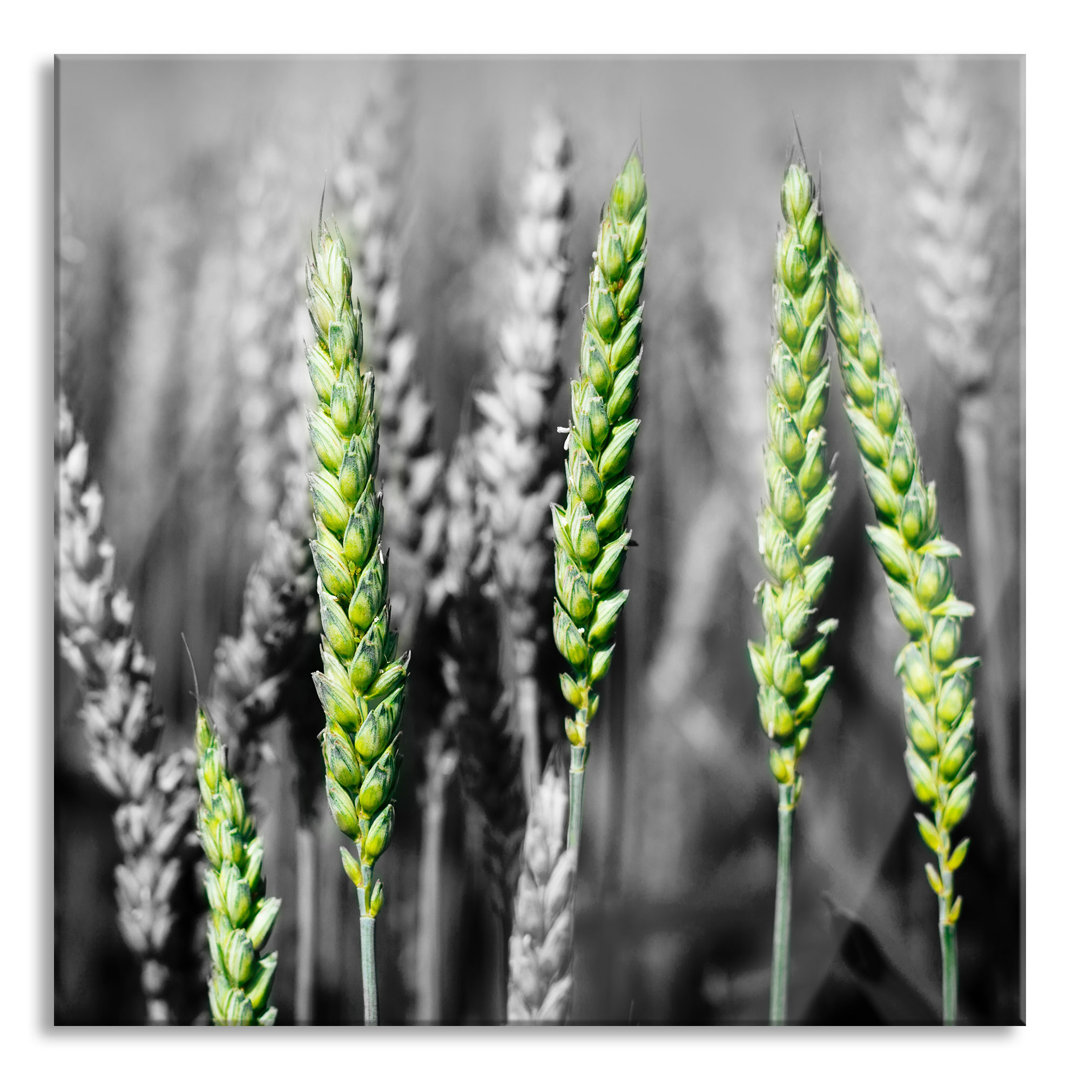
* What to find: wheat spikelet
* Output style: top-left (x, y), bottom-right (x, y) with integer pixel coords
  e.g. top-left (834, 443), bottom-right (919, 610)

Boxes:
top-left (552, 151), bottom-right (647, 849)
top-left (194, 708), bottom-right (281, 1025)
top-left (304, 220), bottom-right (409, 1022)
top-left (333, 63), bottom-right (444, 647)
top-left (747, 161), bottom-right (838, 801)
top-left (827, 248), bottom-right (978, 1024)
top-left (472, 113), bottom-right (574, 797)
top-left (438, 434), bottom-right (526, 926)
top-left (506, 755), bottom-right (577, 1024)
top-left (56, 393), bottom-right (198, 1024)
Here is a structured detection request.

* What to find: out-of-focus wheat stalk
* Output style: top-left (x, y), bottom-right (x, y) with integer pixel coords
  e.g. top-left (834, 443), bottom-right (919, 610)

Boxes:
top-left (473, 113), bottom-right (574, 801)
top-left (506, 755), bottom-right (577, 1024)
top-left (104, 198), bottom-right (189, 579)
top-left (332, 62), bottom-right (444, 650)
top-left (57, 194), bottom-right (86, 382)
top-left (438, 435), bottom-right (526, 949)
top-left (902, 55), bottom-right (1015, 840)
top-left (233, 141), bottom-right (309, 547)
top-left (57, 393), bottom-right (198, 1024)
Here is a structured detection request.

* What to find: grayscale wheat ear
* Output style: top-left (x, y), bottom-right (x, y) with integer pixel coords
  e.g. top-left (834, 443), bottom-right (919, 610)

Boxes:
top-left (473, 113), bottom-right (574, 800)
top-left (506, 754), bottom-right (577, 1024)
top-left (57, 392), bottom-right (198, 1024)
top-left (827, 246), bottom-right (978, 1026)
top-left (333, 62), bottom-right (444, 651)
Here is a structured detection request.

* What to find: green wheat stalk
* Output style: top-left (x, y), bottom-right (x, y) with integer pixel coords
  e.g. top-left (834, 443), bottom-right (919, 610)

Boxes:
top-left (304, 219), bottom-right (409, 1025)
top-left (747, 161), bottom-right (838, 1024)
top-left (194, 707), bottom-right (281, 1025)
top-left (552, 151), bottom-right (647, 852)
top-left (827, 246), bottom-right (979, 1026)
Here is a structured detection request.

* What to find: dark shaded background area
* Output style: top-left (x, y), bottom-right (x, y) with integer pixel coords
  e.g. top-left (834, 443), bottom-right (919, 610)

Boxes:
top-left (55, 55), bottom-right (1022, 1025)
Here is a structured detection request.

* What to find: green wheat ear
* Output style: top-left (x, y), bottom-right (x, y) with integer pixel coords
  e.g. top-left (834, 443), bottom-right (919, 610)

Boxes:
top-left (195, 708), bottom-right (281, 1026)
top-left (552, 150), bottom-right (646, 851)
top-left (304, 219), bottom-right (409, 1024)
top-left (748, 160), bottom-right (838, 803)
top-left (827, 245), bottom-right (978, 1025)
top-left (748, 159), bottom-right (838, 1026)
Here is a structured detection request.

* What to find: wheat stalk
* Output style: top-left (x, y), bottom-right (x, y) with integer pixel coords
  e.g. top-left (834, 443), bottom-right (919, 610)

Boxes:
top-left (207, 466), bottom-right (316, 785)
top-left (552, 151), bottom-right (646, 852)
top-left (333, 63), bottom-right (444, 649)
top-left (903, 55), bottom-right (1014, 841)
top-left (194, 707), bottom-right (281, 1025)
top-left (746, 161), bottom-right (838, 1023)
top-left (506, 753), bottom-right (577, 1023)
top-left (304, 220), bottom-right (409, 1025)
top-left (56, 392), bottom-right (198, 1024)
top-left (827, 247), bottom-right (978, 1025)
top-left (474, 113), bottom-right (574, 799)
top-left (233, 141), bottom-right (308, 548)
top-left (438, 435), bottom-right (527, 927)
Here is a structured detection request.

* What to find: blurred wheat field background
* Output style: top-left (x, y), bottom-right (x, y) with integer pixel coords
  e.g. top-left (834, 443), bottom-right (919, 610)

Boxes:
top-left (55, 55), bottom-right (1023, 1025)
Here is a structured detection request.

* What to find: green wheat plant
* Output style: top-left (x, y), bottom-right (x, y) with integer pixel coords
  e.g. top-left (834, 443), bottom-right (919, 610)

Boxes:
top-left (304, 219), bottom-right (409, 1025)
top-left (506, 754), bottom-right (577, 1024)
top-left (747, 160), bottom-right (839, 1025)
top-left (827, 247), bottom-right (979, 1026)
top-left (56, 392), bottom-right (198, 1024)
top-left (552, 151), bottom-right (647, 852)
top-left (194, 707), bottom-right (281, 1025)
top-left (474, 112), bottom-right (573, 799)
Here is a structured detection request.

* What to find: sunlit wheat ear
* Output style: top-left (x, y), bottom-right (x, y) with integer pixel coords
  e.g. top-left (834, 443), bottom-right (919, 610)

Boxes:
top-left (827, 245), bottom-right (978, 1026)
top-left (57, 391), bottom-right (198, 1024)
top-left (473, 112), bottom-right (574, 800)
top-left (552, 150), bottom-right (647, 853)
top-left (304, 220), bottom-right (409, 1025)
top-left (194, 708), bottom-right (281, 1025)
top-left (506, 754), bottom-right (577, 1024)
